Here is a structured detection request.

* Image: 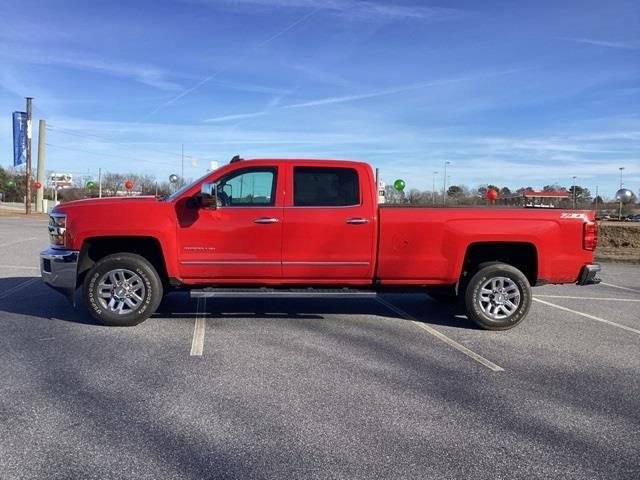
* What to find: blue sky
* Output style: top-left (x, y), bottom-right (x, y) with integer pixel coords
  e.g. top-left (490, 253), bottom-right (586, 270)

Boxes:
top-left (1, 0), bottom-right (638, 198)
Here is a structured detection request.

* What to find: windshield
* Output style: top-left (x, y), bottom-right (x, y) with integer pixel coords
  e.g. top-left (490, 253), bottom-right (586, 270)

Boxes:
top-left (165, 171), bottom-right (213, 201)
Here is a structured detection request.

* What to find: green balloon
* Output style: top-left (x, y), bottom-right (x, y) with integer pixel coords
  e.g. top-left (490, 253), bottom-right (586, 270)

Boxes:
top-left (86, 180), bottom-right (95, 189)
top-left (393, 179), bottom-right (406, 191)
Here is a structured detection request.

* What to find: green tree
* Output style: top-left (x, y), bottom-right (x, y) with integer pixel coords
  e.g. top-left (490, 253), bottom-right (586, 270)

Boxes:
top-left (0, 166), bottom-right (29, 203)
top-left (447, 185), bottom-right (464, 198)
top-left (568, 185), bottom-right (592, 204)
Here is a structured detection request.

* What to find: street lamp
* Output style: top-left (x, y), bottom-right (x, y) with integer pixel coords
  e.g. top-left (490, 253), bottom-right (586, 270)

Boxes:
top-left (443, 161), bottom-right (451, 205)
top-left (572, 176), bottom-right (577, 209)
top-left (432, 171), bottom-right (438, 204)
top-left (619, 167), bottom-right (624, 189)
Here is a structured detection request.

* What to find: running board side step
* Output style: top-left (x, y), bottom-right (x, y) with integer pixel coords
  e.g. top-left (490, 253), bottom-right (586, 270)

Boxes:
top-left (190, 287), bottom-right (378, 299)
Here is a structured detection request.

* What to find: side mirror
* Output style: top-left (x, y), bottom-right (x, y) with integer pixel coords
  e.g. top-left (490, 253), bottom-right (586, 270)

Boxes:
top-left (199, 182), bottom-right (217, 209)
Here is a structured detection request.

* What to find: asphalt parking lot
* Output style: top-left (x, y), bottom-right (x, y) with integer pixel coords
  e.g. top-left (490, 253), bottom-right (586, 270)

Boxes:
top-left (1, 215), bottom-right (638, 480)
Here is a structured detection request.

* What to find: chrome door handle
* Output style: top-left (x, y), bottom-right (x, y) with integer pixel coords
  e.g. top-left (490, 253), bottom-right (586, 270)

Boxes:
top-left (254, 217), bottom-right (279, 224)
top-left (345, 218), bottom-right (369, 224)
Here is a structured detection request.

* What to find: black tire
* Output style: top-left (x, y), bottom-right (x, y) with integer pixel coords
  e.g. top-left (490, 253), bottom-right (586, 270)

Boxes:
top-left (464, 263), bottom-right (531, 330)
top-left (83, 253), bottom-right (163, 326)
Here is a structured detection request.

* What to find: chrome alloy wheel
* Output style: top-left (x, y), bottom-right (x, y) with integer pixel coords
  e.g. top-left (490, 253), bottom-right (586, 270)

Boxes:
top-left (478, 276), bottom-right (521, 320)
top-left (96, 268), bottom-right (146, 315)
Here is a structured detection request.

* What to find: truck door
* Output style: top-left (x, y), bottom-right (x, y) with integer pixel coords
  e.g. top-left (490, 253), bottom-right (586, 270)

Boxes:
top-left (177, 166), bottom-right (283, 281)
top-left (282, 165), bottom-right (375, 281)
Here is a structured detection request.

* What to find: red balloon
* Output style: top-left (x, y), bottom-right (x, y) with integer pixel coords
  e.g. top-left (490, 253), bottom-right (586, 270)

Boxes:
top-left (124, 180), bottom-right (134, 190)
top-left (33, 181), bottom-right (42, 189)
top-left (486, 189), bottom-right (498, 201)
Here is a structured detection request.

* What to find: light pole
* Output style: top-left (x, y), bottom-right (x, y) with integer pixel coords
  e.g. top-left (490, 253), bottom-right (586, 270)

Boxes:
top-left (432, 171), bottom-right (438, 204)
top-left (443, 161), bottom-right (451, 205)
top-left (619, 167), bottom-right (624, 189)
top-left (618, 167), bottom-right (625, 220)
top-left (572, 176), bottom-right (577, 209)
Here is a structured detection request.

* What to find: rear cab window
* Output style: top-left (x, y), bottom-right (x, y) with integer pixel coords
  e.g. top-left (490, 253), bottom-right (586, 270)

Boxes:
top-left (293, 166), bottom-right (360, 207)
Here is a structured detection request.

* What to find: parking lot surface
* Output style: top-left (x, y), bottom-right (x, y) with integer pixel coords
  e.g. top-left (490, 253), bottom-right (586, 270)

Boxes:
top-left (1, 216), bottom-right (639, 479)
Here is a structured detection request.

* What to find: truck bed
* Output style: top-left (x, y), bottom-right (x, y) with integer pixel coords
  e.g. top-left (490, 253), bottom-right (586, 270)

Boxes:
top-left (376, 207), bottom-right (594, 285)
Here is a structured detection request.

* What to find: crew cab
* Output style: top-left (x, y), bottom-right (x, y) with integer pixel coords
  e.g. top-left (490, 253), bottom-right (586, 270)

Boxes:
top-left (40, 158), bottom-right (600, 330)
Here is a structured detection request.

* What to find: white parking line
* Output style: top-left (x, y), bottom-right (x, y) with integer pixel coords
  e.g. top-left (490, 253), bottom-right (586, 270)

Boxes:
top-left (190, 297), bottom-right (207, 356)
top-left (533, 298), bottom-right (640, 335)
top-left (534, 295), bottom-right (640, 303)
top-left (375, 297), bottom-right (504, 372)
top-left (0, 278), bottom-right (40, 300)
top-left (601, 282), bottom-right (640, 294)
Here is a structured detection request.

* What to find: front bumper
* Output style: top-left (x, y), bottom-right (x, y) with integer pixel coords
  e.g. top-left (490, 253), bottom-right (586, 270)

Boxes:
top-left (40, 248), bottom-right (79, 303)
top-left (577, 263), bottom-right (601, 286)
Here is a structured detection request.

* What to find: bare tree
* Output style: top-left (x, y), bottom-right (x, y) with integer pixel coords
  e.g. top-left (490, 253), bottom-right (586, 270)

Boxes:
top-left (406, 188), bottom-right (428, 204)
top-left (101, 172), bottom-right (125, 196)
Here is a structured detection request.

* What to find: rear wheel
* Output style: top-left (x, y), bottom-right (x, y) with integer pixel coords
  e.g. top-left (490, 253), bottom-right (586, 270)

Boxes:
top-left (464, 263), bottom-right (531, 330)
top-left (83, 253), bottom-right (163, 326)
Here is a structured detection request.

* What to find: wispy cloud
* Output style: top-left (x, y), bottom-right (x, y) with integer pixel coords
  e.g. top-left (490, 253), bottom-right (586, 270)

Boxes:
top-left (204, 111), bottom-right (268, 123)
top-left (0, 46), bottom-right (183, 91)
top-left (280, 61), bottom-right (359, 89)
top-left (283, 77), bottom-right (468, 109)
top-left (204, 95), bottom-right (284, 123)
top-left (192, 0), bottom-right (464, 22)
top-left (53, 55), bottom-right (183, 90)
top-left (207, 79), bottom-right (291, 95)
top-left (136, 6), bottom-right (320, 122)
top-left (568, 38), bottom-right (640, 50)
top-left (200, 69), bottom-right (524, 123)
top-left (282, 69), bottom-right (523, 109)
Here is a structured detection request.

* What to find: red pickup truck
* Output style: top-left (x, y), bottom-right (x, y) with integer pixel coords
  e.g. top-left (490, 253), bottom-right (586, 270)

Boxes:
top-left (40, 157), bottom-right (600, 330)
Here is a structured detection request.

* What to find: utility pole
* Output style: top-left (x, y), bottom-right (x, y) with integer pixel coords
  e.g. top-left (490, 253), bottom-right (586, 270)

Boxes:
top-left (594, 185), bottom-right (598, 213)
top-left (618, 166), bottom-right (624, 220)
top-left (619, 167), bottom-right (624, 190)
top-left (432, 171), bottom-right (438, 204)
top-left (98, 168), bottom-right (102, 198)
top-left (443, 161), bottom-right (450, 205)
top-left (25, 97), bottom-right (33, 215)
top-left (36, 119), bottom-right (46, 213)
top-left (572, 176), bottom-right (577, 209)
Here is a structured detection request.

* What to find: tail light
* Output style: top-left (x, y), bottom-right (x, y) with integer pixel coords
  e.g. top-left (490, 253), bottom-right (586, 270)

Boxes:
top-left (583, 221), bottom-right (597, 251)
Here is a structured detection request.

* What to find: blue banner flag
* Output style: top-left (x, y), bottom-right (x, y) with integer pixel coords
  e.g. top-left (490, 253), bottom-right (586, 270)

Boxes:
top-left (12, 111), bottom-right (27, 166)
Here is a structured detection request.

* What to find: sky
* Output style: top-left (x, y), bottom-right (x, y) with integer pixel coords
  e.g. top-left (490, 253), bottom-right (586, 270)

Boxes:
top-left (0, 0), bottom-right (639, 199)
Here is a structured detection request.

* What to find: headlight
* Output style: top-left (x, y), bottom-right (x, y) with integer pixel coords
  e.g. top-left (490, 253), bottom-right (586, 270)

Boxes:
top-left (48, 214), bottom-right (67, 247)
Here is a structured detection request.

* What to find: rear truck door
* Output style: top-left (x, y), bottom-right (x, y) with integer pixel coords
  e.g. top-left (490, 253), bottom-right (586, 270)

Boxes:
top-left (282, 164), bottom-right (376, 282)
top-left (176, 166), bottom-right (283, 281)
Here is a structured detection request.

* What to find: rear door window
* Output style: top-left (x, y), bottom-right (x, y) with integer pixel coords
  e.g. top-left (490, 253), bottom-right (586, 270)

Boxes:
top-left (293, 167), bottom-right (359, 207)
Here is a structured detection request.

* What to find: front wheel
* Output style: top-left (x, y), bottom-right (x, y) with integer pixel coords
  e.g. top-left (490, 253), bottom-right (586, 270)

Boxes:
top-left (464, 263), bottom-right (531, 330)
top-left (83, 253), bottom-right (163, 326)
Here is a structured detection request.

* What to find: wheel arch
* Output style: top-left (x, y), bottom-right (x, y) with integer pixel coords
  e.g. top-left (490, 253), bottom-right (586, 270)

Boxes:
top-left (77, 236), bottom-right (169, 288)
top-left (460, 242), bottom-right (538, 286)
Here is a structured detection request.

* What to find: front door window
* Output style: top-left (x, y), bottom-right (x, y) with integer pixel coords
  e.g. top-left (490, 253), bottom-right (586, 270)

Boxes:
top-left (217, 168), bottom-right (276, 207)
